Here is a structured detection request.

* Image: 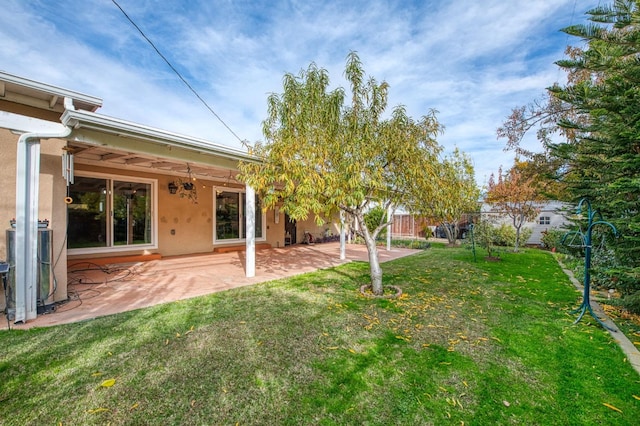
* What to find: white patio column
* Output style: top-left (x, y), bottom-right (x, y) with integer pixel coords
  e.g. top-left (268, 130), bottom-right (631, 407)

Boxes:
top-left (386, 204), bottom-right (392, 251)
top-left (245, 184), bottom-right (256, 278)
top-left (15, 137), bottom-right (41, 322)
top-left (339, 210), bottom-right (346, 260)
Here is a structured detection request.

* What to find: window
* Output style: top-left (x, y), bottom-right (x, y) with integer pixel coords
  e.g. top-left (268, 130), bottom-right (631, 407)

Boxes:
top-left (214, 189), bottom-right (264, 242)
top-left (539, 216), bottom-right (551, 225)
top-left (68, 174), bottom-right (156, 252)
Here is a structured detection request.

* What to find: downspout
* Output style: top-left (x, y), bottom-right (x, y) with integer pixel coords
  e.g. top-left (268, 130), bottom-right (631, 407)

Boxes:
top-left (13, 97), bottom-right (73, 323)
top-left (245, 184), bottom-right (256, 278)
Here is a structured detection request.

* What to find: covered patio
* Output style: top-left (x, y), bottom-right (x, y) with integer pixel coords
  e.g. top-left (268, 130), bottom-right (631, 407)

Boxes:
top-left (1, 243), bottom-right (419, 330)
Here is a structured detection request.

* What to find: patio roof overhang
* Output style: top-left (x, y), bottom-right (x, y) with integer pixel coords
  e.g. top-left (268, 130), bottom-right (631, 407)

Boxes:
top-left (61, 108), bottom-right (259, 174)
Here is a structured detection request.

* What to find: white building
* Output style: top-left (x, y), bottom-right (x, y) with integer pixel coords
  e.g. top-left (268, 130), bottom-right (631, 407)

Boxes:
top-left (481, 200), bottom-right (570, 246)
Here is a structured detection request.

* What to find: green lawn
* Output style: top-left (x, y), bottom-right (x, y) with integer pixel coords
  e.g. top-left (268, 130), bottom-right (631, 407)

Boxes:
top-left (1, 246), bottom-right (639, 425)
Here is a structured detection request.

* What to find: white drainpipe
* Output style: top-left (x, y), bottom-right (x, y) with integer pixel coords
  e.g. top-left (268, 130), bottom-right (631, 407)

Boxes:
top-left (13, 98), bottom-right (73, 323)
top-left (245, 184), bottom-right (256, 278)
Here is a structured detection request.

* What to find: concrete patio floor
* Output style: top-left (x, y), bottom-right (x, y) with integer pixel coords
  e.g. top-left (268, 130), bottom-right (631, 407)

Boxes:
top-left (2, 242), bottom-right (420, 330)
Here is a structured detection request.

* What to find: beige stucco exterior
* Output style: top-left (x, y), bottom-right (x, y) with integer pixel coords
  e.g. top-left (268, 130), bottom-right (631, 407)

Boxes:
top-left (0, 129), bottom-right (69, 308)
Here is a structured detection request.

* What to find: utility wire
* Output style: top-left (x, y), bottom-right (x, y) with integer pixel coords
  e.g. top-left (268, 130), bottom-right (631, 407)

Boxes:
top-left (110, 0), bottom-right (246, 145)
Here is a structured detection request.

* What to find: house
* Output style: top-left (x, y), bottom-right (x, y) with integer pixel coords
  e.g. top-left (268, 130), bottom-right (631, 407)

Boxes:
top-left (0, 71), bottom-right (336, 323)
top-left (480, 200), bottom-right (569, 246)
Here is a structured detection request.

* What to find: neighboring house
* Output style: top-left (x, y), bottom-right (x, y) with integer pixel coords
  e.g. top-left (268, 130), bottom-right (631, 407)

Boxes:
top-left (0, 72), bottom-right (330, 323)
top-left (480, 200), bottom-right (569, 246)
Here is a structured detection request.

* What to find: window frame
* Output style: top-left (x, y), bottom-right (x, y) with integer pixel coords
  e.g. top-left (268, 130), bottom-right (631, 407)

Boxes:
top-left (212, 186), bottom-right (266, 244)
top-left (67, 171), bottom-right (158, 255)
top-left (539, 216), bottom-right (551, 225)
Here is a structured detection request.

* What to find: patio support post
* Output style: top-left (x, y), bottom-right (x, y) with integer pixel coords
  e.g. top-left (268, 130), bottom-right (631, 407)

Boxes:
top-left (339, 210), bottom-right (346, 260)
top-left (245, 184), bottom-right (256, 278)
top-left (386, 204), bottom-right (392, 251)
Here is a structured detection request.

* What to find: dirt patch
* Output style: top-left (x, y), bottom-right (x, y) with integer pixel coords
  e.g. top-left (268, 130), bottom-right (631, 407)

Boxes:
top-left (359, 284), bottom-right (403, 299)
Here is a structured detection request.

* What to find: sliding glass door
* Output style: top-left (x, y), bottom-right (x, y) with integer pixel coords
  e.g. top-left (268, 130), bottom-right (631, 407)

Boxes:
top-left (215, 189), bottom-right (263, 242)
top-left (113, 180), bottom-right (152, 246)
top-left (68, 174), bottom-right (154, 251)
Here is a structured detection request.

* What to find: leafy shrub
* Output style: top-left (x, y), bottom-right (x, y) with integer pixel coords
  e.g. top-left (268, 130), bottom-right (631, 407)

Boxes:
top-left (622, 290), bottom-right (640, 315)
top-left (590, 246), bottom-right (620, 289)
top-left (491, 223), bottom-right (532, 249)
top-left (364, 206), bottom-right (387, 240)
top-left (541, 228), bottom-right (573, 254)
top-left (520, 227), bottom-right (533, 247)
top-left (473, 220), bottom-right (499, 258)
top-left (390, 239), bottom-right (431, 250)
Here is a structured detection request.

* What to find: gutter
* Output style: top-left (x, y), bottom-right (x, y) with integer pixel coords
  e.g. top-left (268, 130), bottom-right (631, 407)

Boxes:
top-left (13, 97), bottom-right (73, 323)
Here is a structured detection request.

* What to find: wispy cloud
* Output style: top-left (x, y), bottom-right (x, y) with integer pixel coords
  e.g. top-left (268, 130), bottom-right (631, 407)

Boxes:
top-left (0, 0), bottom-right (599, 184)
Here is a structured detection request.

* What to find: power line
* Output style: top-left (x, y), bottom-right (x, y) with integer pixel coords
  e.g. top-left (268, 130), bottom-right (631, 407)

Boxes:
top-left (110, 0), bottom-right (246, 146)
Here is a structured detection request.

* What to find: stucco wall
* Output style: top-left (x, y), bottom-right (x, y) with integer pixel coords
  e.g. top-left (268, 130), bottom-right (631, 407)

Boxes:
top-left (0, 129), bottom-right (17, 261)
top-left (40, 140), bottom-right (69, 304)
top-left (295, 216), bottom-right (341, 243)
top-left (70, 164), bottom-right (291, 257)
top-left (71, 164), bottom-right (219, 258)
top-left (267, 206), bottom-right (286, 248)
top-left (0, 130), bottom-right (68, 308)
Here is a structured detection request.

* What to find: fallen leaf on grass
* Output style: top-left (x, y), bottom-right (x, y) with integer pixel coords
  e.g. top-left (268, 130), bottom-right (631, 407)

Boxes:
top-left (603, 403), bottom-right (622, 413)
top-left (91, 372), bottom-right (103, 377)
top-left (100, 379), bottom-right (116, 388)
top-left (633, 395), bottom-right (640, 401)
top-left (503, 400), bottom-right (510, 407)
top-left (87, 408), bottom-right (109, 414)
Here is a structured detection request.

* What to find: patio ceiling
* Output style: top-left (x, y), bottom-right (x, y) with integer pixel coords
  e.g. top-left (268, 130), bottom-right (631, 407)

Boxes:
top-left (66, 140), bottom-right (242, 184)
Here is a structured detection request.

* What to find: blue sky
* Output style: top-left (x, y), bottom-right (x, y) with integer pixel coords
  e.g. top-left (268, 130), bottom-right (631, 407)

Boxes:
top-left (1, 0), bottom-right (600, 185)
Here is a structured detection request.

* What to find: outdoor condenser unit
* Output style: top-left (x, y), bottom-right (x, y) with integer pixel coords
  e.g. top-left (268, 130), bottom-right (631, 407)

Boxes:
top-left (4, 221), bottom-right (54, 320)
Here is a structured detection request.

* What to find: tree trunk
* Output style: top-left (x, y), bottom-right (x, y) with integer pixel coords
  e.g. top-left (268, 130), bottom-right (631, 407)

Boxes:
top-left (443, 222), bottom-right (457, 245)
top-left (364, 233), bottom-right (383, 295)
top-left (357, 211), bottom-right (384, 295)
top-left (513, 213), bottom-right (523, 253)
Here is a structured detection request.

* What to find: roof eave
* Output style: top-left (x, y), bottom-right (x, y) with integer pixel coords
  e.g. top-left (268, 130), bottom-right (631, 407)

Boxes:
top-left (0, 71), bottom-right (103, 112)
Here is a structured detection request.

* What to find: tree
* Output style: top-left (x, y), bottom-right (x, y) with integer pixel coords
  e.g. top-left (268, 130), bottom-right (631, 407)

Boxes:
top-left (239, 52), bottom-right (443, 295)
top-left (420, 148), bottom-right (479, 245)
top-left (485, 164), bottom-right (540, 252)
top-left (473, 219), bottom-right (499, 259)
top-left (497, 45), bottom-right (596, 201)
top-left (549, 0), bottom-right (640, 305)
top-left (496, 1), bottom-right (640, 311)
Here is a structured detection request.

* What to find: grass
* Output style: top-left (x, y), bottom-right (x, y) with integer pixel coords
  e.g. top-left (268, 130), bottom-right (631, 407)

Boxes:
top-left (1, 246), bottom-right (639, 425)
